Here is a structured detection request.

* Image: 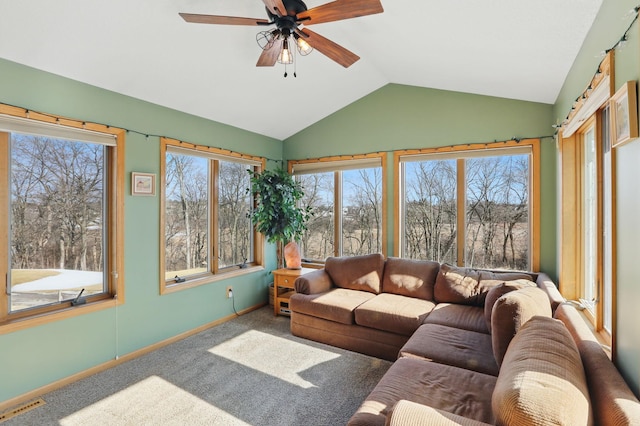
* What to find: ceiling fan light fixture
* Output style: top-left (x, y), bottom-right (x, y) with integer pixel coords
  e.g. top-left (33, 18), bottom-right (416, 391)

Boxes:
top-left (277, 37), bottom-right (294, 64)
top-left (256, 30), bottom-right (277, 50)
top-left (295, 35), bottom-right (313, 56)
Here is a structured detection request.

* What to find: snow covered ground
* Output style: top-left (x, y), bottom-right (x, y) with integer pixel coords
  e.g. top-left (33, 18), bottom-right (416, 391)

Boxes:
top-left (12, 269), bottom-right (102, 292)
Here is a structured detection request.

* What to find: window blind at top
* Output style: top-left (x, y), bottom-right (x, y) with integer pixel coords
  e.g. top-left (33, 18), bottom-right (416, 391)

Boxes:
top-left (291, 157), bottom-right (382, 175)
top-left (0, 114), bottom-right (117, 146)
top-left (167, 144), bottom-right (262, 167)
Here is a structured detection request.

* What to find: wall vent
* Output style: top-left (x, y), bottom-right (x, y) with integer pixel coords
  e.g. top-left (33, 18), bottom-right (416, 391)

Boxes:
top-left (0, 398), bottom-right (46, 423)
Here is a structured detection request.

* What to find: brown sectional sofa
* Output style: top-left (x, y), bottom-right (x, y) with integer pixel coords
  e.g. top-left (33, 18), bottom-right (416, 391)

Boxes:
top-left (289, 253), bottom-right (640, 425)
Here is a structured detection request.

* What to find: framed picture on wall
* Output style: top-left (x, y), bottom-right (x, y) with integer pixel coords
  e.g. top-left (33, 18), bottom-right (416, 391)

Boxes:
top-left (611, 80), bottom-right (638, 148)
top-left (131, 172), bottom-right (156, 196)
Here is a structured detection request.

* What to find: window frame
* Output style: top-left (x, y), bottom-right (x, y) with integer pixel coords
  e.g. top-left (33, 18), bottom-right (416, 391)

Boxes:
top-left (394, 139), bottom-right (541, 271)
top-left (558, 50), bottom-right (615, 349)
top-left (562, 112), bottom-right (613, 346)
top-left (0, 105), bottom-right (125, 333)
top-left (288, 153), bottom-right (387, 262)
top-left (159, 137), bottom-right (265, 294)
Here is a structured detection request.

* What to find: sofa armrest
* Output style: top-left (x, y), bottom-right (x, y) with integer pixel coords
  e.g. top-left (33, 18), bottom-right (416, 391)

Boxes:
top-left (535, 272), bottom-right (565, 312)
top-left (386, 400), bottom-right (492, 426)
top-left (294, 269), bottom-right (333, 294)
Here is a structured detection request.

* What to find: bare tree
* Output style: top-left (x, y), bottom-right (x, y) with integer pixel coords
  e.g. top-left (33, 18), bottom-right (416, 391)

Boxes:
top-left (165, 153), bottom-right (207, 272)
top-left (403, 160), bottom-right (457, 263)
top-left (10, 135), bottom-right (104, 272)
top-left (343, 168), bottom-right (382, 255)
top-left (297, 173), bottom-right (335, 260)
top-left (218, 162), bottom-right (251, 267)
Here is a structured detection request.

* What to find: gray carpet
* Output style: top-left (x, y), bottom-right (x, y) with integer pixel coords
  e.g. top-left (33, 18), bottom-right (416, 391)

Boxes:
top-left (4, 306), bottom-right (391, 425)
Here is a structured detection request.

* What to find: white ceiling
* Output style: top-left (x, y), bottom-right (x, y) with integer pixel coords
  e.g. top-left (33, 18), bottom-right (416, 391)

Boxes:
top-left (0, 0), bottom-right (603, 140)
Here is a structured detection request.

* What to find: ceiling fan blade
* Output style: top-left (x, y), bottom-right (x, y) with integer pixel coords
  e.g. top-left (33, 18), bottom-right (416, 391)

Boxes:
top-left (257, 38), bottom-right (283, 67)
top-left (298, 0), bottom-right (383, 25)
top-left (179, 13), bottom-right (269, 26)
top-left (296, 28), bottom-right (359, 68)
top-left (262, 0), bottom-right (288, 17)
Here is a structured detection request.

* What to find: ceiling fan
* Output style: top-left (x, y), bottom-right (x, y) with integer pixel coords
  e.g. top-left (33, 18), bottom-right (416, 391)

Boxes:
top-left (179, 0), bottom-right (384, 69)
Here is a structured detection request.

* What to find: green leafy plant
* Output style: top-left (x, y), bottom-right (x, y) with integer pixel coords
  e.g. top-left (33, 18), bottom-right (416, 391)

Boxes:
top-left (248, 168), bottom-right (312, 245)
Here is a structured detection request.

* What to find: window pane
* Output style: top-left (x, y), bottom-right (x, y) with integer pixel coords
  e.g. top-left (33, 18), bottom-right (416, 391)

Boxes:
top-left (218, 161), bottom-right (253, 268)
top-left (297, 172), bottom-right (335, 261)
top-left (342, 168), bottom-right (383, 256)
top-left (402, 160), bottom-right (457, 263)
top-left (582, 127), bottom-right (597, 312)
top-left (165, 153), bottom-right (209, 279)
top-left (10, 134), bottom-right (106, 312)
top-left (465, 155), bottom-right (530, 270)
top-left (602, 107), bottom-right (612, 333)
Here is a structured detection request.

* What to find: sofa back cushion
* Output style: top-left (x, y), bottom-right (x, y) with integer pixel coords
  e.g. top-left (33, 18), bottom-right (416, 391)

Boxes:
top-left (325, 253), bottom-right (385, 294)
top-left (483, 279), bottom-right (537, 332)
top-left (434, 264), bottom-right (482, 305)
top-left (492, 316), bottom-right (592, 425)
top-left (491, 286), bottom-right (552, 366)
top-left (381, 257), bottom-right (440, 300)
top-left (434, 264), bottom-right (532, 306)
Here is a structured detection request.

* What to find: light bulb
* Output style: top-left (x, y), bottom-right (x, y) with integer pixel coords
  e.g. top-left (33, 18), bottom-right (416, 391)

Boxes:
top-left (297, 37), bottom-right (313, 55)
top-left (278, 38), bottom-right (293, 64)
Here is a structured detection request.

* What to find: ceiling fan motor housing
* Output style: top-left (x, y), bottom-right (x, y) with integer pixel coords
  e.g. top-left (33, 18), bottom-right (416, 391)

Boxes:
top-left (266, 0), bottom-right (308, 19)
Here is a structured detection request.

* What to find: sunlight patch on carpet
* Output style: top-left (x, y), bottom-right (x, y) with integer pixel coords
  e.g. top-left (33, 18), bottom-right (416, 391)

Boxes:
top-left (208, 329), bottom-right (340, 389)
top-left (59, 376), bottom-right (249, 426)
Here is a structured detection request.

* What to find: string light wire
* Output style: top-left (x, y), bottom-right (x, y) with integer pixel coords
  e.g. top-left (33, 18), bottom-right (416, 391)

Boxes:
top-left (559, 5), bottom-right (640, 130)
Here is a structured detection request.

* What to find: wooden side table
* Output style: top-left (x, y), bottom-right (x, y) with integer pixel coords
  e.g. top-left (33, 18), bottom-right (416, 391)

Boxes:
top-left (272, 268), bottom-right (314, 316)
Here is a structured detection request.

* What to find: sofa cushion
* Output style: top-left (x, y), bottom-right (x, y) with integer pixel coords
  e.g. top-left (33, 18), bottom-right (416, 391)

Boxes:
top-left (399, 324), bottom-right (499, 376)
top-left (381, 257), bottom-right (440, 300)
top-left (348, 357), bottom-right (496, 426)
top-left (325, 253), bottom-right (385, 294)
top-left (483, 279), bottom-right (537, 332)
top-left (492, 316), bottom-right (592, 426)
top-left (434, 264), bottom-right (533, 306)
top-left (477, 271), bottom-right (535, 305)
top-left (422, 303), bottom-right (489, 334)
top-left (355, 293), bottom-right (436, 336)
top-left (386, 400), bottom-right (493, 426)
top-left (491, 286), bottom-right (552, 366)
top-left (434, 264), bottom-right (482, 305)
top-left (288, 288), bottom-right (375, 325)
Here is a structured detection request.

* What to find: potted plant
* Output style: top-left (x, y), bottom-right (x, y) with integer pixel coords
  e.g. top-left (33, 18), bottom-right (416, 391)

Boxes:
top-left (248, 168), bottom-right (312, 269)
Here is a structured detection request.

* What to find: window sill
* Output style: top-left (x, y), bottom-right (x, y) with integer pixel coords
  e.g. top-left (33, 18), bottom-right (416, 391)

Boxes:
top-left (575, 306), bottom-right (612, 358)
top-left (161, 265), bottom-right (265, 295)
top-left (0, 296), bottom-right (119, 335)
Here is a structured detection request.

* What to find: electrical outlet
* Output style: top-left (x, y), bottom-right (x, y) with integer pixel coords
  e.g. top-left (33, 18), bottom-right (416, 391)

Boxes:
top-left (226, 286), bottom-right (233, 299)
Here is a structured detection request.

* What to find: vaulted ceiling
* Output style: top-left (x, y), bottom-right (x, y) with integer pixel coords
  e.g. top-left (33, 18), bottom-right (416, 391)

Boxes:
top-left (0, 0), bottom-right (603, 139)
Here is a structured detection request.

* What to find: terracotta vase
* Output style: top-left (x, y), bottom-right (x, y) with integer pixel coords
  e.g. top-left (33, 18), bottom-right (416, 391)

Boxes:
top-left (284, 241), bottom-right (302, 269)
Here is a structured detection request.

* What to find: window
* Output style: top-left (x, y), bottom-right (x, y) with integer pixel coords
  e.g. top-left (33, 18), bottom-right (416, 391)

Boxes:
top-left (571, 109), bottom-right (613, 333)
top-left (290, 155), bottom-right (386, 262)
top-left (0, 111), bottom-right (124, 327)
top-left (397, 140), bottom-right (540, 271)
top-left (558, 51), bottom-right (613, 344)
top-left (160, 138), bottom-right (264, 293)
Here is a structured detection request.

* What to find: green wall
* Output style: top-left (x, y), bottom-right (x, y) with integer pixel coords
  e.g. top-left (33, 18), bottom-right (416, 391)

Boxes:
top-left (553, 0), bottom-right (640, 396)
top-left (4, 0), bottom-right (638, 404)
top-left (284, 83), bottom-right (557, 277)
top-left (0, 58), bottom-right (281, 404)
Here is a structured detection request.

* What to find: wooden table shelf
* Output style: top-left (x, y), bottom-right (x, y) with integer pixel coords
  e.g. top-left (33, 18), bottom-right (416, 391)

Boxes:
top-left (272, 268), bottom-right (315, 316)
